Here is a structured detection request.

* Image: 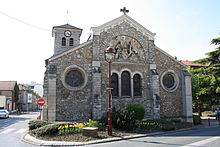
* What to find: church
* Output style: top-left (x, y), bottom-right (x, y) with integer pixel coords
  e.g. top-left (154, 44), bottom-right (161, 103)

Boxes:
top-left (42, 8), bottom-right (193, 123)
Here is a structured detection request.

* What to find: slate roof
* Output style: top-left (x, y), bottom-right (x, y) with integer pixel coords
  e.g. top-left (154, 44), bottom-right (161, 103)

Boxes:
top-left (53, 24), bottom-right (82, 30)
top-left (0, 81), bottom-right (17, 91)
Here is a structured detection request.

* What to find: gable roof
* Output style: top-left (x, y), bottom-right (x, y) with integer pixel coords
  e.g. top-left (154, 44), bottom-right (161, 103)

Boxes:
top-left (0, 81), bottom-right (17, 91)
top-left (48, 40), bottom-right (92, 62)
top-left (91, 14), bottom-right (156, 40)
top-left (53, 24), bottom-right (82, 30)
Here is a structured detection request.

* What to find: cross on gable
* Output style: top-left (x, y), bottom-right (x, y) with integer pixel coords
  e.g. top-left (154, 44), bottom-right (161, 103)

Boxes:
top-left (120, 7), bottom-right (129, 15)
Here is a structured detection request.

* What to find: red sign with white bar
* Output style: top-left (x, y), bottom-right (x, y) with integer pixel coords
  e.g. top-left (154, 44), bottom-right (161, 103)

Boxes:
top-left (37, 99), bottom-right (45, 106)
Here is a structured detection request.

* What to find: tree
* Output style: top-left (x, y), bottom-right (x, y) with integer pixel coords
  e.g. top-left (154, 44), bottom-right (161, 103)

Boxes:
top-left (189, 37), bottom-right (220, 109)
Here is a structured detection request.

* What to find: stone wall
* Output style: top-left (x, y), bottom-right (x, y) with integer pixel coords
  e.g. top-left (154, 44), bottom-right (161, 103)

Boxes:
top-left (150, 46), bottom-right (185, 118)
top-left (47, 42), bottom-right (93, 121)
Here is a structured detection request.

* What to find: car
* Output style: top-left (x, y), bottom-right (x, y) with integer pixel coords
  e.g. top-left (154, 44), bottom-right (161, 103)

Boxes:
top-left (0, 110), bottom-right (9, 118)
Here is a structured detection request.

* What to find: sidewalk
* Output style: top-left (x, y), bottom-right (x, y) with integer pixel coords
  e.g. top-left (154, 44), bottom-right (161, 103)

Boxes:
top-left (200, 116), bottom-right (220, 127)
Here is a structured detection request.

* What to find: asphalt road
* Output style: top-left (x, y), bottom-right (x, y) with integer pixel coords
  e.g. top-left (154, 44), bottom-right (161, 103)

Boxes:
top-left (0, 111), bottom-right (39, 147)
top-left (86, 126), bottom-right (220, 147)
top-left (1, 113), bottom-right (220, 147)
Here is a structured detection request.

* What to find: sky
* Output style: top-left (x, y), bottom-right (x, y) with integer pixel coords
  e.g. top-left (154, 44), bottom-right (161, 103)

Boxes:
top-left (0, 0), bottom-right (219, 85)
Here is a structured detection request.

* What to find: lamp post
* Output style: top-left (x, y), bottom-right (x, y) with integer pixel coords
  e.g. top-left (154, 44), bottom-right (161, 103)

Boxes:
top-left (104, 46), bottom-right (116, 136)
top-left (197, 96), bottom-right (200, 117)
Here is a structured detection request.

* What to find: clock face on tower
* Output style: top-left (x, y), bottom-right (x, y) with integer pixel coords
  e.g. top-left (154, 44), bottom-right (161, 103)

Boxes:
top-left (64, 30), bottom-right (72, 37)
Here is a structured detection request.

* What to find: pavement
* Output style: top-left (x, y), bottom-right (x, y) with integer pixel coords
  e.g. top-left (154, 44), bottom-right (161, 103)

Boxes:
top-left (22, 117), bottom-right (220, 146)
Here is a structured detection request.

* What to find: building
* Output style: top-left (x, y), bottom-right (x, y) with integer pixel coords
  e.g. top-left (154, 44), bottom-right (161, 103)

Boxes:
top-left (29, 82), bottom-right (43, 97)
top-left (18, 84), bottom-right (39, 112)
top-left (180, 60), bottom-right (210, 69)
top-left (43, 10), bottom-right (193, 122)
top-left (0, 81), bottom-right (18, 111)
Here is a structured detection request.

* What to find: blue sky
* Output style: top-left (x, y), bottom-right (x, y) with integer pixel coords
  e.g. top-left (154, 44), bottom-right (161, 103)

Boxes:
top-left (0, 0), bottom-right (219, 84)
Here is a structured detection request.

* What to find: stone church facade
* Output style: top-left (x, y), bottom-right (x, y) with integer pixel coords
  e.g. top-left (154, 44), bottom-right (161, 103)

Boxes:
top-left (42, 13), bottom-right (193, 122)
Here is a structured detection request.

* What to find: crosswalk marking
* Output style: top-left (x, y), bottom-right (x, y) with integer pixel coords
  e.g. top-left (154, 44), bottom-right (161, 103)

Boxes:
top-left (0, 128), bottom-right (14, 134)
top-left (181, 136), bottom-right (220, 147)
top-left (15, 128), bottom-right (27, 134)
top-left (0, 128), bottom-right (28, 135)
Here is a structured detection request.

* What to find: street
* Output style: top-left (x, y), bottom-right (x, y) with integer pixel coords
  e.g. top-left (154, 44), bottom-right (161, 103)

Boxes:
top-left (0, 111), bottom-right (39, 147)
top-left (1, 113), bottom-right (220, 147)
top-left (86, 125), bottom-right (220, 147)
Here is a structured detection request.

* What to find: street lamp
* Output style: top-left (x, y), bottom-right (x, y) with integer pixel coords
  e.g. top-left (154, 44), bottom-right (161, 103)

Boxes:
top-left (197, 96), bottom-right (200, 117)
top-left (104, 46), bottom-right (116, 136)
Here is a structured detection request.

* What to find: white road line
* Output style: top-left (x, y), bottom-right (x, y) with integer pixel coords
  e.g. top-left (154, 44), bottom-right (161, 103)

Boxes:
top-left (0, 128), bottom-right (14, 134)
top-left (181, 136), bottom-right (220, 147)
top-left (14, 128), bottom-right (28, 134)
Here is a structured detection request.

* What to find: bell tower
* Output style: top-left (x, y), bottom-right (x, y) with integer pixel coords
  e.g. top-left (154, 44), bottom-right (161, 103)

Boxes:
top-left (52, 24), bottom-right (82, 55)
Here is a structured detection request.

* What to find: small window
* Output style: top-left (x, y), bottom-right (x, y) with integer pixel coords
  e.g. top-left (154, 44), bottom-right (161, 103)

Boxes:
top-left (133, 74), bottom-right (142, 97)
top-left (62, 37), bottom-right (66, 46)
top-left (69, 38), bottom-right (74, 46)
top-left (121, 71), bottom-right (131, 97)
top-left (111, 73), bottom-right (119, 97)
top-left (161, 70), bottom-right (179, 92)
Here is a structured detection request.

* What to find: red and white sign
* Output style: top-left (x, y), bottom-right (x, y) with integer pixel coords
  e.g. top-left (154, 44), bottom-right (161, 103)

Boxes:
top-left (37, 99), bottom-right (45, 106)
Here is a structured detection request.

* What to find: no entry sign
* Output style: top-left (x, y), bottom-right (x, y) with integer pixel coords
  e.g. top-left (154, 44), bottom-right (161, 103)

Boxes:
top-left (37, 99), bottom-right (45, 106)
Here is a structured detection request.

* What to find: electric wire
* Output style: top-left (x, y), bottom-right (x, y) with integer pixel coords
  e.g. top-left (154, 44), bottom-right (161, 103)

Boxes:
top-left (0, 10), bottom-right (50, 32)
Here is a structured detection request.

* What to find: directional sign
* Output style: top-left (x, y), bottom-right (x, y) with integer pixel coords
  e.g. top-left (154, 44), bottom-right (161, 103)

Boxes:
top-left (37, 99), bottom-right (45, 106)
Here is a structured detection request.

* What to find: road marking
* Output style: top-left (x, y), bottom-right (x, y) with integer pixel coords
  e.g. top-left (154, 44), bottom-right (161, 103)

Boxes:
top-left (0, 128), bottom-right (14, 134)
top-left (14, 128), bottom-right (27, 134)
top-left (181, 136), bottom-right (220, 147)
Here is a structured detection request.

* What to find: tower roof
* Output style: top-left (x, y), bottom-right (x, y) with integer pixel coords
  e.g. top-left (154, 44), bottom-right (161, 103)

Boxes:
top-left (53, 24), bottom-right (82, 30)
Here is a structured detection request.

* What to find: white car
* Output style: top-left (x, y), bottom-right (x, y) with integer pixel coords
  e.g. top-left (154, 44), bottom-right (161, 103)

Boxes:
top-left (0, 110), bottom-right (9, 118)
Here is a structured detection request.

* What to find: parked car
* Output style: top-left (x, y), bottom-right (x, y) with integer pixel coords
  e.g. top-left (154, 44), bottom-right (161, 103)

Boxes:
top-left (0, 110), bottom-right (9, 118)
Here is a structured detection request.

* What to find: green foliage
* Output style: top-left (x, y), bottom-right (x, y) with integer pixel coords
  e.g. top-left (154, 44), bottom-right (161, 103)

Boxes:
top-left (28, 120), bottom-right (52, 130)
top-left (125, 104), bottom-right (145, 121)
top-left (161, 125), bottom-right (176, 131)
top-left (14, 84), bottom-right (19, 102)
top-left (30, 123), bottom-right (62, 137)
top-left (188, 36), bottom-right (220, 109)
top-left (111, 104), bottom-right (145, 131)
top-left (170, 118), bottom-right (182, 123)
top-left (193, 115), bottom-right (202, 125)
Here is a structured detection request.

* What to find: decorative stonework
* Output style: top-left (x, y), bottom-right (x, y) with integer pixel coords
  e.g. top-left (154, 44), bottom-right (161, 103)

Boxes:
top-left (160, 70), bottom-right (179, 92)
top-left (61, 65), bottom-right (87, 91)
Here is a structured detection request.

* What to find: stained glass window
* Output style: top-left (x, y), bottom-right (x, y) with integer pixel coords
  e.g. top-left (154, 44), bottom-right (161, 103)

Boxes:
top-left (133, 74), bottom-right (142, 97)
top-left (65, 70), bottom-right (84, 88)
top-left (121, 71), bottom-right (131, 97)
top-left (162, 73), bottom-right (175, 89)
top-left (111, 73), bottom-right (119, 97)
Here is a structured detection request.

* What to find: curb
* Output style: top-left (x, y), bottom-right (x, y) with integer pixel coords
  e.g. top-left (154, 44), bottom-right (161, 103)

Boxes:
top-left (22, 128), bottom-right (195, 146)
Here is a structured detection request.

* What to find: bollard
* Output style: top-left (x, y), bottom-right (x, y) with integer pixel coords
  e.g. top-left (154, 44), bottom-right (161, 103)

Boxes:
top-left (208, 118), bottom-right (210, 126)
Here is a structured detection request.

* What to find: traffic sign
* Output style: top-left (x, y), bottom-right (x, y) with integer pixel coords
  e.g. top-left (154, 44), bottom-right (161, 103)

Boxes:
top-left (37, 99), bottom-right (45, 106)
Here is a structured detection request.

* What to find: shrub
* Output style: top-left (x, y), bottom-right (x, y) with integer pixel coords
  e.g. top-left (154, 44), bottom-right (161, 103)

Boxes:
top-left (125, 104), bottom-right (145, 121)
top-left (170, 118), bottom-right (182, 123)
top-left (193, 115), bottom-right (202, 125)
top-left (161, 125), bottom-right (176, 131)
top-left (30, 122), bottom-right (71, 137)
top-left (28, 120), bottom-right (52, 130)
top-left (111, 104), bottom-right (145, 131)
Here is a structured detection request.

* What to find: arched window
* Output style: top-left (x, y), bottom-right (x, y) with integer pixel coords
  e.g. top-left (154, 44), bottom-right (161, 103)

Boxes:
top-left (121, 71), bottom-right (131, 97)
top-left (69, 38), bottom-right (74, 46)
top-left (111, 73), bottom-right (119, 97)
top-left (62, 37), bottom-right (66, 46)
top-left (133, 74), bottom-right (142, 97)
